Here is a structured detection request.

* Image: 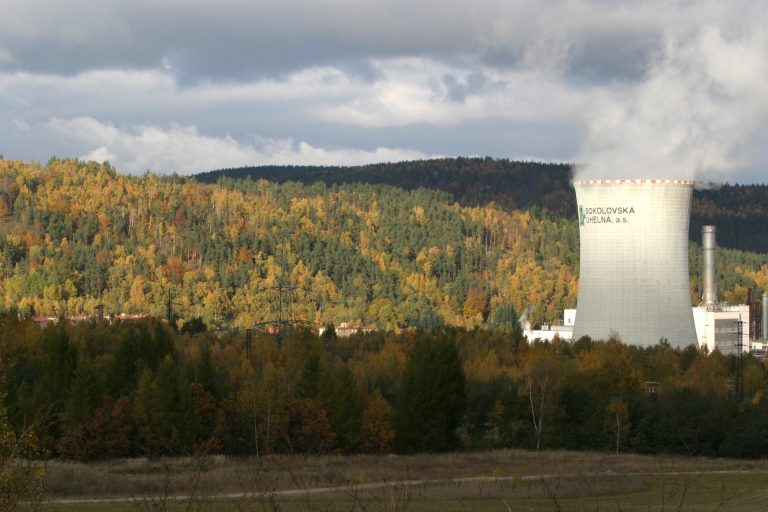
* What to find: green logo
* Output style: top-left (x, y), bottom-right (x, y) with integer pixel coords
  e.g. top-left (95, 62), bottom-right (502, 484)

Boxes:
top-left (578, 205), bottom-right (585, 226)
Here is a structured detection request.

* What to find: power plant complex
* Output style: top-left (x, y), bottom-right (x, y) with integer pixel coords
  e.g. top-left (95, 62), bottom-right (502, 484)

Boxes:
top-left (523, 179), bottom-right (767, 353)
top-left (692, 225), bottom-right (751, 354)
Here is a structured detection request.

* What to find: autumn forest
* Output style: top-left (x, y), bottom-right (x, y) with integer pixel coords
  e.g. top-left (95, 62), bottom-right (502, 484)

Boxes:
top-left (1, 157), bottom-right (766, 329)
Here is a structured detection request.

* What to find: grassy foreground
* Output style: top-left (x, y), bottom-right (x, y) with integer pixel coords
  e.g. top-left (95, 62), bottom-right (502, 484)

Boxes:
top-left (39, 449), bottom-right (768, 511)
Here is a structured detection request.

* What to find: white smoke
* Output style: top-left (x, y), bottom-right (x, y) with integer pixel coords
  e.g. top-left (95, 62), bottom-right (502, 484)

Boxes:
top-left (576, 27), bottom-right (768, 181)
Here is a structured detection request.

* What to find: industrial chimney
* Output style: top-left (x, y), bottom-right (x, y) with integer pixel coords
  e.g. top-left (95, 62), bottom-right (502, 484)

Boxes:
top-left (763, 292), bottom-right (768, 341)
top-left (701, 226), bottom-right (718, 310)
top-left (572, 179), bottom-right (698, 348)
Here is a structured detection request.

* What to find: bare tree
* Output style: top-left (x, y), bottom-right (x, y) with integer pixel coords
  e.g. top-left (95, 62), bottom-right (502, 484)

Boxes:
top-left (606, 398), bottom-right (630, 454)
top-left (521, 346), bottom-right (566, 451)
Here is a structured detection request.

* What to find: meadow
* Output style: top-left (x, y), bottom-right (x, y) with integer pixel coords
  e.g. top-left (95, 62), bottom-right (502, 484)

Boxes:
top-left (39, 449), bottom-right (768, 511)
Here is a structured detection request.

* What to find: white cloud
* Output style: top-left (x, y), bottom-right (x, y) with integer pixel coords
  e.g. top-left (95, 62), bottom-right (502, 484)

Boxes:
top-left (12, 118), bottom-right (31, 132)
top-left (81, 146), bottom-right (116, 163)
top-left (47, 117), bottom-right (435, 174)
top-left (317, 58), bottom-right (588, 127)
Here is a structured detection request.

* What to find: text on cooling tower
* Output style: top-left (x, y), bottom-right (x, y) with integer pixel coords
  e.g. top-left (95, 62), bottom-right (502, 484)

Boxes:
top-left (578, 205), bottom-right (636, 225)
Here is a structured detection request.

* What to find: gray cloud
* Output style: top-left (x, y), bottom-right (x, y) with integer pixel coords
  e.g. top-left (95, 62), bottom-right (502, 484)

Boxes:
top-left (0, 0), bottom-right (766, 183)
top-left (2, 0), bottom-right (747, 84)
top-left (1, 0), bottom-right (474, 82)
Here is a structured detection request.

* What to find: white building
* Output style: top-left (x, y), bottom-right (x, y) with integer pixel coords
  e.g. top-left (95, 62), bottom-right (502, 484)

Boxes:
top-left (692, 305), bottom-right (750, 354)
top-left (318, 321), bottom-right (374, 338)
top-left (523, 309), bottom-right (575, 342)
top-left (526, 305), bottom-right (757, 353)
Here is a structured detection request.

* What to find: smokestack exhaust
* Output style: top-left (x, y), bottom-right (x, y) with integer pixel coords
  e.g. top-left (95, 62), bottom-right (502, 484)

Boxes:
top-left (702, 226), bottom-right (718, 310)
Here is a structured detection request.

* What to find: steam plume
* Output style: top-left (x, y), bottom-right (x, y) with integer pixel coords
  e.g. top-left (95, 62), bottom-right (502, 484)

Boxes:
top-left (576, 28), bottom-right (768, 181)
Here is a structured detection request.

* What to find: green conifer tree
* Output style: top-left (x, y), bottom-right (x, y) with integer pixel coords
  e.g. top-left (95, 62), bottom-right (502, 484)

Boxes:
top-left (393, 332), bottom-right (466, 453)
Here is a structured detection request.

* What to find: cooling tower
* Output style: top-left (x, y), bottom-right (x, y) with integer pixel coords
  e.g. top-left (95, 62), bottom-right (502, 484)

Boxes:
top-left (572, 179), bottom-right (698, 348)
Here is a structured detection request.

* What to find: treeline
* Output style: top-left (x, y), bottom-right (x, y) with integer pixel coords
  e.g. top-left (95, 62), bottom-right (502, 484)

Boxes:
top-left (0, 158), bottom-right (765, 330)
top-left (198, 158), bottom-right (768, 253)
top-left (691, 184), bottom-right (768, 254)
top-left (2, 316), bottom-right (768, 461)
top-left (195, 158), bottom-right (576, 218)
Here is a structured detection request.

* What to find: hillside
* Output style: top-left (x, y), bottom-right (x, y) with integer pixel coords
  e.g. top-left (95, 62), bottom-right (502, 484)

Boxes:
top-left (197, 158), bottom-right (768, 253)
top-left (0, 157), bottom-right (765, 330)
top-left (194, 158), bottom-right (576, 217)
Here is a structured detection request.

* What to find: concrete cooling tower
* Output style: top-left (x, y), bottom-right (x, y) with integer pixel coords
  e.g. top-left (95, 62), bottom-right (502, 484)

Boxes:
top-left (572, 179), bottom-right (698, 348)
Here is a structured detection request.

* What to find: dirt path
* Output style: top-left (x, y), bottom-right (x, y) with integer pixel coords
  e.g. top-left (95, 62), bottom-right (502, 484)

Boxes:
top-left (44, 468), bottom-right (768, 506)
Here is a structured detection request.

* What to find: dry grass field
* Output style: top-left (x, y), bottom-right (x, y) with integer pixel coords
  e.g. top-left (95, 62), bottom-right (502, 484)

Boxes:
top-left (37, 450), bottom-right (768, 511)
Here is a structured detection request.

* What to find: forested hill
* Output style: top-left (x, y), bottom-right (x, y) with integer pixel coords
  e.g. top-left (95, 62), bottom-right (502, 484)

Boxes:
top-left (194, 158), bottom-right (576, 217)
top-left (0, 158), bottom-right (765, 331)
top-left (0, 158), bottom-right (582, 329)
top-left (196, 158), bottom-right (768, 253)
top-left (691, 184), bottom-right (768, 254)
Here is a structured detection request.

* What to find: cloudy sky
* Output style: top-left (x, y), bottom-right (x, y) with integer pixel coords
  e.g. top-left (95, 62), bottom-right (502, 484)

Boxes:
top-left (1, 0), bottom-right (767, 183)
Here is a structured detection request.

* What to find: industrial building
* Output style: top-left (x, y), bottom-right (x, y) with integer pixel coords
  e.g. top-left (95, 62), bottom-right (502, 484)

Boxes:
top-left (690, 225), bottom-right (765, 354)
top-left (522, 183), bottom-right (768, 352)
top-left (522, 309), bottom-right (575, 342)
top-left (692, 304), bottom-right (750, 354)
top-left (691, 224), bottom-right (745, 353)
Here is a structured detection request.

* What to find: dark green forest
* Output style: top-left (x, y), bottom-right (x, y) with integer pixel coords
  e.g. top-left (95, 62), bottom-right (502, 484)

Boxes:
top-left (195, 158), bottom-right (576, 218)
top-left (197, 158), bottom-right (768, 253)
top-left (2, 316), bottom-right (768, 462)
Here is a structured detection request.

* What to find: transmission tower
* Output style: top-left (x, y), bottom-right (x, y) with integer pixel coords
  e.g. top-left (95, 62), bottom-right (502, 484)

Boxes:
top-left (245, 328), bottom-right (255, 362)
top-left (166, 285), bottom-right (180, 328)
top-left (251, 276), bottom-right (314, 347)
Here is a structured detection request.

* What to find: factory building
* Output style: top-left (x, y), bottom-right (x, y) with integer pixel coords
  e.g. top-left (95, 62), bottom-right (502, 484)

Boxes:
top-left (522, 309), bottom-right (575, 342)
top-left (691, 225), bottom-right (750, 354)
top-left (522, 187), bottom-right (767, 352)
top-left (692, 305), bottom-right (750, 354)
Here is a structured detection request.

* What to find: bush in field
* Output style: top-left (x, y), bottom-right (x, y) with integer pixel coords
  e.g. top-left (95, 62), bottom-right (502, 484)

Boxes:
top-left (0, 391), bottom-right (45, 510)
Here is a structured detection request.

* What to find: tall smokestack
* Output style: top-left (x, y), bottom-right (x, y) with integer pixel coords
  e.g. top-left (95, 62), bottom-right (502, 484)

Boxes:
top-left (702, 226), bottom-right (718, 310)
top-left (763, 292), bottom-right (767, 341)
